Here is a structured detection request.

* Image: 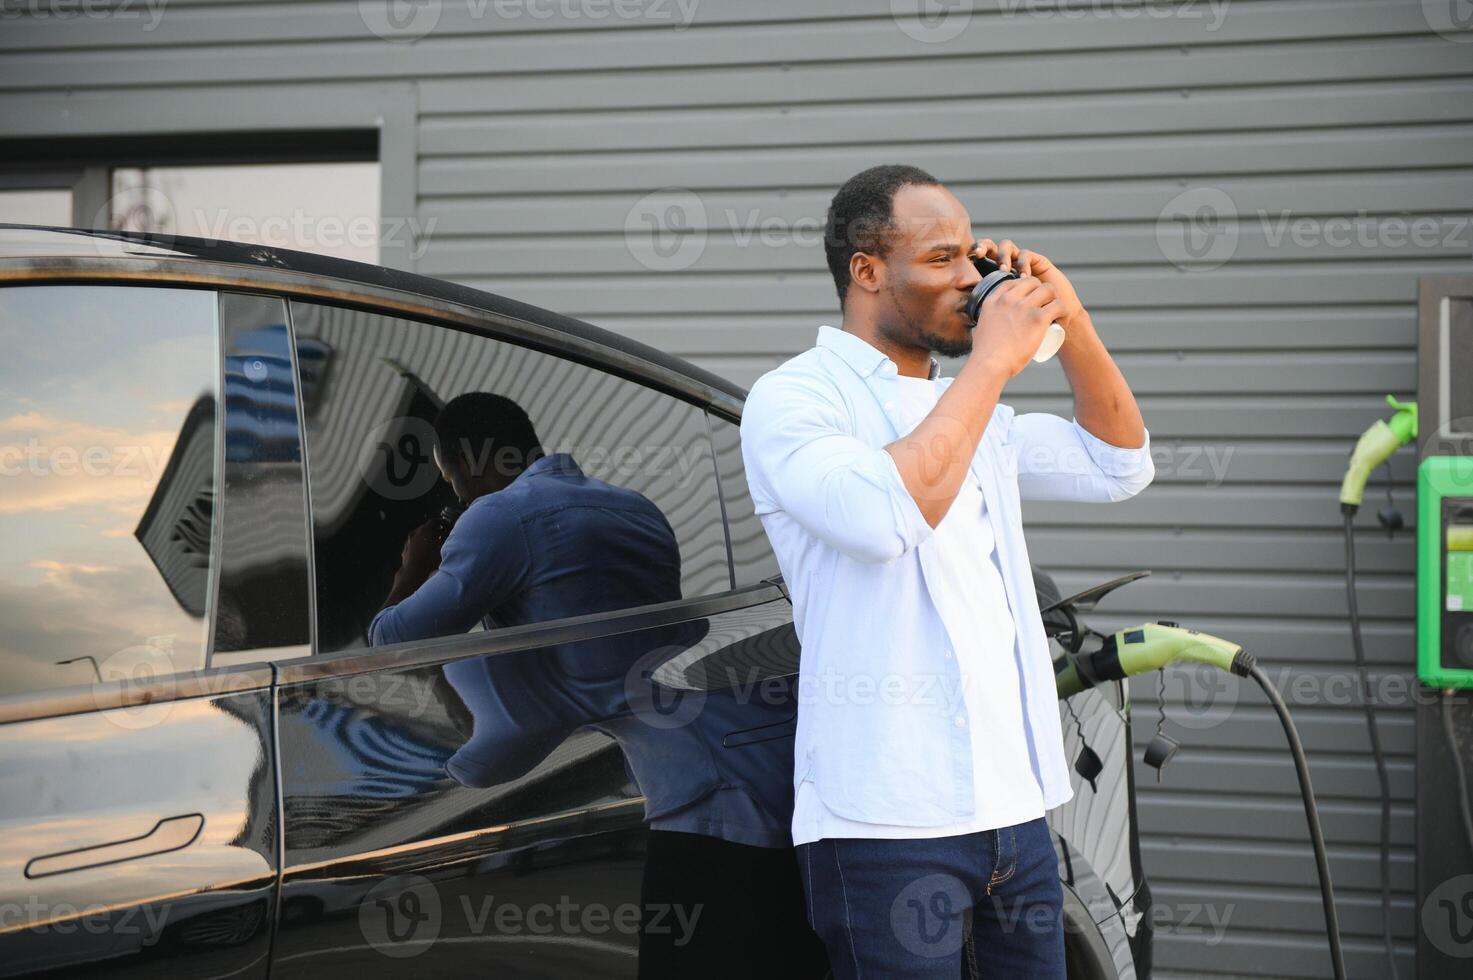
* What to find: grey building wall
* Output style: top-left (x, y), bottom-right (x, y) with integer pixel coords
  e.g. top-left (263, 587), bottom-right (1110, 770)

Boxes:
top-left (5, 1), bottom-right (1472, 976)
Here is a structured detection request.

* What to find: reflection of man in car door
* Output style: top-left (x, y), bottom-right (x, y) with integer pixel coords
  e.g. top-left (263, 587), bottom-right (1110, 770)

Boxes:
top-left (369, 392), bottom-right (827, 977)
top-left (370, 392), bottom-right (683, 642)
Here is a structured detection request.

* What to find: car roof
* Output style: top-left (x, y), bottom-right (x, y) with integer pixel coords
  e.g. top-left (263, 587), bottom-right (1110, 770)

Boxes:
top-left (0, 224), bottom-right (747, 415)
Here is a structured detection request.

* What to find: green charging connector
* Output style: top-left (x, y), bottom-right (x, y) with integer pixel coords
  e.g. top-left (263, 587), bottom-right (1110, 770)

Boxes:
top-left (1418, 455), bottom-right (1473, 688)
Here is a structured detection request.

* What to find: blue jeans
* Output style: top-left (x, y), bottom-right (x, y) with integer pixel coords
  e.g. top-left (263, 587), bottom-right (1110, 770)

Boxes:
top-left (795, 816), bottom-right (1065, 979)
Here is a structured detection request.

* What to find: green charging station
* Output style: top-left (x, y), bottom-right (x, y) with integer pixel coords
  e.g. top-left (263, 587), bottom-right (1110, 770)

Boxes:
top-left (1342, 279), bottom-right (1473, 977)
top-left (1415, 277), bottom-right (1473, 692)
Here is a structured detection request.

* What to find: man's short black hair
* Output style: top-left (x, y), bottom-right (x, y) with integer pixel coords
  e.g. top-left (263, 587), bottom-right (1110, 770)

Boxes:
top-left (434, 392), bottom-right (544, 478)
top-left (824, 164), bottom-right (940, 309)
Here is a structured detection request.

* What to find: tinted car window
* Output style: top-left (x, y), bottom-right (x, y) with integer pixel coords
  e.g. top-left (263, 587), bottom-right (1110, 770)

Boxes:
top-left (709, 413), bottom-right (781, 587)
top-left (211, 293), bottom-right (312, 663)
top-left (291, 302), bottom-right (730, 653)
top-left (0, 285), bottom-right (218, 698)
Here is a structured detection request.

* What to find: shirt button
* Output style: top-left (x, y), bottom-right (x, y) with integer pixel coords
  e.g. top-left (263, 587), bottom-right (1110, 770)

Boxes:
top-left (944, 649), bottom-right (953, 659)
top-left (953, 716), bottom-right (966, 728)
top-left (883, 400), bottom-right (894, 411)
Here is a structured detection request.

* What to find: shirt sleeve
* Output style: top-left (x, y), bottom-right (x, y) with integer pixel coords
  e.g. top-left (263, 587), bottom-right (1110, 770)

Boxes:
top-left (1001, 403), bottom-right (1156, 502)
top-left (739, 370), bottom-right (935, 564)
top-left (368, 501), bottom-right (533, 646)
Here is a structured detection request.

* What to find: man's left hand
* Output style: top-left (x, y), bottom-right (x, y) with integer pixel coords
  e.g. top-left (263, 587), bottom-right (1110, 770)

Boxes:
top-left (379, 520), bottom-right (448, 612)
top-left (973, 238), bottom-right (1087, 329)
top-left (397, 521), bottom-right (445, 587)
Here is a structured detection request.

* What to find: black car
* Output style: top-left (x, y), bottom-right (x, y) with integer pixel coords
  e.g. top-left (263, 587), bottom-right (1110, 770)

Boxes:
top-left (0, 224), bottom-right (1151, 979)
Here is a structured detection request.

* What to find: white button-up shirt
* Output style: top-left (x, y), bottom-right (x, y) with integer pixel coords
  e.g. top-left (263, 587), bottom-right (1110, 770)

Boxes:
top-left (739, 325), bottom-right (1155, 832)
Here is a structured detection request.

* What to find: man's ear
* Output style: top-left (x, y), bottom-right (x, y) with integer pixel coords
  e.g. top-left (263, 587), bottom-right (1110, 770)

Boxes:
top-left (849, 251), bottom-right (882, 296)
top-left (432, 441), bottom-right (459, 484)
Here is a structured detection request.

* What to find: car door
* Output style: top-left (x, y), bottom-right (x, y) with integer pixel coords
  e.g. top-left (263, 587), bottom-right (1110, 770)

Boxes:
top-left (0, 286), bottom-right (307, 978)
top-left (269, 300), bottom-right (825, 978)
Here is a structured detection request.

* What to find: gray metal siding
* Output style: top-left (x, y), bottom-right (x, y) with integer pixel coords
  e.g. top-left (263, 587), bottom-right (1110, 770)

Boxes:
top-left (7, 1), bottom-right (1471, 976)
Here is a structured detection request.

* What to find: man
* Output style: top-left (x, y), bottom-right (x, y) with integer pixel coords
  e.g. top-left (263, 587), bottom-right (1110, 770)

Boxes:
top-left (739, 164), bottom-right (1154, 977)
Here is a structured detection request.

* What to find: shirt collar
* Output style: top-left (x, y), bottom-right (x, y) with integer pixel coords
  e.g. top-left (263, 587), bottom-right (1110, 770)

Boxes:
top-left (816, 325), bottom-right (940, 381)
top-left (521, 452), bottom-right (582, 480)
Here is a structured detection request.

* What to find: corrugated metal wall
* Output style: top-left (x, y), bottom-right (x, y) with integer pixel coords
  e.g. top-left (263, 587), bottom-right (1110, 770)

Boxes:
top-left (7, 1), bottom-right (1472, 975)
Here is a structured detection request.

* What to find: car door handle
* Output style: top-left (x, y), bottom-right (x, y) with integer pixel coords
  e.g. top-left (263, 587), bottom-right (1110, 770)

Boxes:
top-left (24, 814), bottom-right (205, 879)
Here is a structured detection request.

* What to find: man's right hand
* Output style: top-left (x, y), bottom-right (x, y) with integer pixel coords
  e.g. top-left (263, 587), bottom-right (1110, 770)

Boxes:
top-left (971, 276), bottom-right (1067, 379)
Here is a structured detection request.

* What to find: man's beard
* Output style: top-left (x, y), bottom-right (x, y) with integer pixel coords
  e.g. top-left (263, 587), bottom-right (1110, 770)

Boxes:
top-left (878, 307), bottom-right (974, 361)
top-left (916, 322), bottom-right (973, 360)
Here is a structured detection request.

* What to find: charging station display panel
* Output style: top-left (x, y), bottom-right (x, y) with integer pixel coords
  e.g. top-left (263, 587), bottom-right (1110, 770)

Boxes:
top-left (1439, 502), bottom-right (1473, 675)
top-left (1419, 460), bottom-right (1473, 688)
top-left (1431, 498), bottom-right (1473, 680)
